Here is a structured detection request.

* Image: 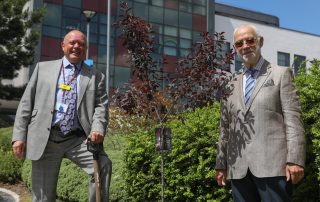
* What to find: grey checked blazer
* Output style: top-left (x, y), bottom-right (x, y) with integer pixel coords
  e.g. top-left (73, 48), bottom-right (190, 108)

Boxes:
top-left (12, 58), bottom-right (108, 160)
top-left (215, 59), bottom-right (305, 179)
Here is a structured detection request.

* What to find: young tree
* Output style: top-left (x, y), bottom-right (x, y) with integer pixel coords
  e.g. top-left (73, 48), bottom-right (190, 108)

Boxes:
top-left (113, 2), bottom-right (234, 126)
top-left (0, 0), bottom-right (44, 99)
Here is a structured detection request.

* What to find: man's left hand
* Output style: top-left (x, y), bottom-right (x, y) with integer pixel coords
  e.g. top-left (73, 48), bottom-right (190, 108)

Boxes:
top-left (286, 163), bottom-right (304, 184)
top-left (88, 131), bottom-right (104, 143)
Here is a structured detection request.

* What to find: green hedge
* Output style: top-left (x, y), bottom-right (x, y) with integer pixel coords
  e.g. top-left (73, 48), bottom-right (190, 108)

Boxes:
top-left (294, 60), bottom-right (320, 201)
top-left (21, 135), bottom-right (127, 202)
top-left (122, 103), bottom-right (232, 201)
top-left (0, 127), bottom-right (23, 183)
top-left (22, 159), bottom-right (89, 202)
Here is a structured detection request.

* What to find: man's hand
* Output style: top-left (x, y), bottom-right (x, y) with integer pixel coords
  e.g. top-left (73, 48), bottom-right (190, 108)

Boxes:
top-left (12, 140), bottom-right (26, 160)
top-left (88, 131), bottom-right (104, 144)
top-left (216, 169), bottom-right (227, 186)
top-left (286, 163), bottom-right (304, 184)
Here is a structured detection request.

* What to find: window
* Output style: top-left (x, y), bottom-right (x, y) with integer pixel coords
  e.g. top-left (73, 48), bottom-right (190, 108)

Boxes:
top-left (164, 26), bottom-right (178, 37)
top-left (164, 8), bottom-right (178, 26)
top-left (43, 4), bottom-right (62, 27)
top-left (216, 42), bottom-right (231, 71)
top-left (133, 3), bottom-right (149, 20)
top-left (193, 5), bottom-right (206, 15)
top-left (64, 0), bottom-right (81, 8)
top-left (179, 38), bottom-right (191, 49)
top-left (179, 12), bottom-right (193, 29)
top-left (179, 2), bottom-right (192, 12)
top-left (164, 46), bottom-right (177, 56)
top-left (114, 66), bottom-right (131, 88)
top-left (277, 52), bottom-right (290, 67)
top-left (235, 55), bottom-right (243, 71)
top-left (151, 0), bottom-right (163, 7)
top-left (180, 28), bottom-right (192, 39)
top-left (293, 54), bottom-right (306, 75)
top-left (149, 6), bottom-right (164, 24)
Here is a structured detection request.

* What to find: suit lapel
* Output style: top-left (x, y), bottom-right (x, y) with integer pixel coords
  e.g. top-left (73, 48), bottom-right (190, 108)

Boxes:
top-left (48, 59), bottom-right (63, 97)
top-left (77, 64), bottom-right (91, 108)
top-left (245, 60), bottom-right (271, 112)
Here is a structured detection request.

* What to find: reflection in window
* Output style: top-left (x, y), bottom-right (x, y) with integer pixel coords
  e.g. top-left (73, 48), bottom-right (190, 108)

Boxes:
top-left (42, 26), bottom-right (61, 38)
top-left (180, 28), bottom-right (192, 39)
top-left (179, 38), bottom-right (191, 49)
top-left (293, 54), bottom-right (306, 75)
top-left (216, 42), bottom-right (231, 71)
top-left (164, 36), bottom-right (177, 47)
top-left (63, 7), bottom-right (80, 19)
top-left (115, 66), bottom-right (131, 88)
top-left (179, 12), bottom-right (192, 29)
top-left (62, 18), bottom-right (80, 31)
top-left (149, 6), bottom-right (164, 24)
top-left (235, 55), bottom-right (243, 72)
top-left (179, 2), bottom-right (192, 12)
top-left (151, 0), bottom-right (163, 7)
top-left (64, 0), bottom-right (81, 8)
top-left (44, 4), bottom-right (62, 27)
top-left (164, 46), bottom-right (177, 56)
top-left (98, 45), bottom-right (114, 65)
top-left (194, 0), bottom-right (207, 6)
top-left (152, 24), bottom-right (163, 34)
top-left (164, 26), bottom-right (178, 37)
top-left (164, 8), bottom-right (178, 26)
top-left (134, 0), bottom-right (148, 3)
top-left (277, 52), bottom-right (290, 67)
top-left (180, 48), bottom-right (189, 57)
top-left (134, 3), bottom-right (149, 20)
top-left (193, 5), bottom-right (206, 15)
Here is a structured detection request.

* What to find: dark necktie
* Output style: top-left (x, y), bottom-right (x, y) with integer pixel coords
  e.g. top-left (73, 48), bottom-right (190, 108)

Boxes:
top-left (59, 65), bottom-right (77, 135)
top-left (244, 69), bottom-right (256, 107)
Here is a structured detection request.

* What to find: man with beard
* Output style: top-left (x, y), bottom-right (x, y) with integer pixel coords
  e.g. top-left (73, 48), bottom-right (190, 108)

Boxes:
top-left (215, 24), bottom-right (305, 201)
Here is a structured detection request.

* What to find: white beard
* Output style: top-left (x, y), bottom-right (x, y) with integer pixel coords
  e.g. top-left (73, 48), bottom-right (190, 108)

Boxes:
top-left (239, 45), bottom-right (261, 66)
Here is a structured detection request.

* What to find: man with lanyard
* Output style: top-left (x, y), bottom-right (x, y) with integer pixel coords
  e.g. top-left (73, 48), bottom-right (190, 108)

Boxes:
top-left (12, 30), bottom-right (112, 202)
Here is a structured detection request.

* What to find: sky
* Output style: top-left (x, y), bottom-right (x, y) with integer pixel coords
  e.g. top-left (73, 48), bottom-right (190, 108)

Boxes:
top-left (215, 0), bottom-right (320, 36)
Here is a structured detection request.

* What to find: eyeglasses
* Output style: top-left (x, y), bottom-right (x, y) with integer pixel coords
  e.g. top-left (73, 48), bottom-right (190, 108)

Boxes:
top-left (234, 37), bottom-right (258, 48)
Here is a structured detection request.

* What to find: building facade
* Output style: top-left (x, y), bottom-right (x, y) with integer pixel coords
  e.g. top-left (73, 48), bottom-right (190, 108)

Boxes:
top-left (2, 0), bottom-right (320, 112)
top-left (28, 0), bottom-right (214, 89)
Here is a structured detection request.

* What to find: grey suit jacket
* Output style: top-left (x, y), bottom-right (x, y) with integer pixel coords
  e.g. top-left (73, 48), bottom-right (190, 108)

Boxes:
top-left (12, 58), bottom-right (108, 160)
top-left (215, 59), bottom-right (305, 179)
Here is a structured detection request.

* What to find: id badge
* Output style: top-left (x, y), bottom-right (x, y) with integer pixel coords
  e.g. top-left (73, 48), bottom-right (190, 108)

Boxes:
top-left (55, 102), bottom-right (68, 113)
top-left (59, 83), bottom-right (71, 91)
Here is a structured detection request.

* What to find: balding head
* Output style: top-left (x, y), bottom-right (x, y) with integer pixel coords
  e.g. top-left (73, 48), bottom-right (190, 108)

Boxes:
top-left (61, 30), bottom-right (87, 64)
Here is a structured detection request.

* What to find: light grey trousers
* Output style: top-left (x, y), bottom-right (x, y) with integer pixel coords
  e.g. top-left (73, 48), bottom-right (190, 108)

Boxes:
top-left (31, 131), bottom-right (112, 202)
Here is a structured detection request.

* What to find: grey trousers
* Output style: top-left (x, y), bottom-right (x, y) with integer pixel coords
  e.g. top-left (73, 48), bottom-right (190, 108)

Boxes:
top-left (31, 130), bottom-right (112, 202)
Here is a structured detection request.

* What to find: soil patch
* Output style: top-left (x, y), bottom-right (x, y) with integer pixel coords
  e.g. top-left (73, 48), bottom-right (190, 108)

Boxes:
top-left (0, 181), bottom-right (31, 202)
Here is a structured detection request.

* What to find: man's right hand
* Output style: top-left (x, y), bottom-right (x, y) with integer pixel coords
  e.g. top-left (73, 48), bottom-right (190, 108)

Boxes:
top-left (215, 169), bottom-right (227, 186)
top-left (12, 140), bottom-right (26, 160)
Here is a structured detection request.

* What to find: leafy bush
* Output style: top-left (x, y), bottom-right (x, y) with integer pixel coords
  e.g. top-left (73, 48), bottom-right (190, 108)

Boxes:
top-left (122, 103), bottom-right (232, 201)
top-left (22, 159), bottom-right (89, 202)
top-left (0, 127), bottom-right (23, 182)
top-left (294, 59), bottom-right (320, 201)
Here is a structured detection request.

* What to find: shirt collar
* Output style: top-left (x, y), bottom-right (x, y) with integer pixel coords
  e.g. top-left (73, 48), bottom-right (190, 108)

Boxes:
top-left (62, 56), bottom-right (82, 70)
top-left (244, 56), bottom-right (264, 74)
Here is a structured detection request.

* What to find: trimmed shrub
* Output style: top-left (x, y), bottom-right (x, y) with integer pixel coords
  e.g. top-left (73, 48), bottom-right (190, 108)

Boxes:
top-left (22, 158), bottom-right (91, 202)
top-left (0, 127), bottom-right (23, 183)
top-left (294, 60), bottom-right (320, 201)
top-left (122, 103), bottom-right (232, 201)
